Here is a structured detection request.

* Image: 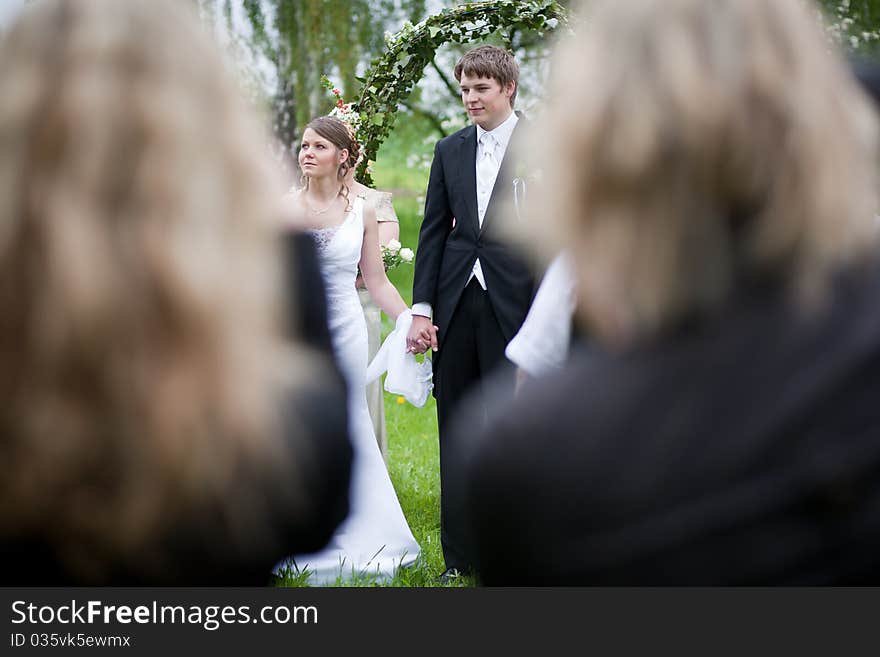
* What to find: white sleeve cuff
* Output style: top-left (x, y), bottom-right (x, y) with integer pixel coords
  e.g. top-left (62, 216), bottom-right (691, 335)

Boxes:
top-left (411, 302), bottom-right (433, 319)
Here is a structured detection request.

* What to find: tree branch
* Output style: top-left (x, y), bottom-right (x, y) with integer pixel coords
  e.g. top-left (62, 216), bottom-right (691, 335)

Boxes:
top-left (431, 57), bottom-right (461, 102)
top-left (399, 100), bottom-right (448, 138)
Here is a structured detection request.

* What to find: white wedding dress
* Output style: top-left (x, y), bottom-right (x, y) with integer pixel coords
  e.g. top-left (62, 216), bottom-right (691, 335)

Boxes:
top-left (277, 194), bottom-right (420, 584)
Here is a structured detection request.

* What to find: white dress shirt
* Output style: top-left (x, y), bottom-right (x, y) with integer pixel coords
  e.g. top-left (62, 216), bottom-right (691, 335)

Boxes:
top-left (413, 111), bottom-right (519, 320)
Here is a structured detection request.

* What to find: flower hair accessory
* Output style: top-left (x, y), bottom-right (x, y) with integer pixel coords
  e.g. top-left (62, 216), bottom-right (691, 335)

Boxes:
top-left (321, 75), bottom-right (367, 169)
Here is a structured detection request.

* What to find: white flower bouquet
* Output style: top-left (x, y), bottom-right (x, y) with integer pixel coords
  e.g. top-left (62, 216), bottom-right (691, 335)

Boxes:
top-left (381, 239), bottom-right (414, 272)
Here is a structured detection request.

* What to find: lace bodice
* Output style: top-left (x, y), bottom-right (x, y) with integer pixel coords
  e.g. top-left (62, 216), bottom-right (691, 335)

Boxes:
top-left (309, 194), bottom-right (364, 267)
top-left (309, 224), bottom-right (343, 252)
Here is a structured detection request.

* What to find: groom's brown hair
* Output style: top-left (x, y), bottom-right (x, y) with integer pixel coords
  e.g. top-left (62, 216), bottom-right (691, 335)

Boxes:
top-left (454, 45), bottom-right (519, 108)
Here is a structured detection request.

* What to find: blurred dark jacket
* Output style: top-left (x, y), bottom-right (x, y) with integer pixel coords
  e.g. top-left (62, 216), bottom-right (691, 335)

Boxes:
top-left (284, 230), bottom-right (334, 354)
top-left (461, 266), bottom-right (880, 585)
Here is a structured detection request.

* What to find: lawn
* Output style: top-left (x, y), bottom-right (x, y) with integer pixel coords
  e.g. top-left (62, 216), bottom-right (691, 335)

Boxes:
top-left (275, 117), bottom-right (477, 587)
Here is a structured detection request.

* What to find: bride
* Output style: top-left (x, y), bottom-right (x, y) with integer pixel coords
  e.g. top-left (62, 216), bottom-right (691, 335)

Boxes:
top-left (277, 116), bottom-right (420, 584)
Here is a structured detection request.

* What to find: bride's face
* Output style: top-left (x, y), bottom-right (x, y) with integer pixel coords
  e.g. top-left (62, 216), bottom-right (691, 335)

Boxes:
top-left (299, 128), bottom-right (346, 179)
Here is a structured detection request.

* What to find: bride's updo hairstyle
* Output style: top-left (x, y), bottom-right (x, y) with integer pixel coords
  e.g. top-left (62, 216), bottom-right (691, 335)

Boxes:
top-left (301, 116), bottom-right (361, 203)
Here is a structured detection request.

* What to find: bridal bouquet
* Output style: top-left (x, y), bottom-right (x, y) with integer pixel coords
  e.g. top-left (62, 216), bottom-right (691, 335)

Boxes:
top-left (381, 239), bottom-right (414, 272)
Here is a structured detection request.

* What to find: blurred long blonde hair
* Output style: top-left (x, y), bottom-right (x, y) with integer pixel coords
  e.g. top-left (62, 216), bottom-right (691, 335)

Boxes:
top-left (531, 0), bottom-right (879, 344)
top-left (0, 0), bottom-right (311, 579)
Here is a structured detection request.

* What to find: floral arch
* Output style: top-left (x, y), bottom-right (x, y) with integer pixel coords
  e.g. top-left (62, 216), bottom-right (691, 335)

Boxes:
top-left (341, 0), bottom-right (568, 186)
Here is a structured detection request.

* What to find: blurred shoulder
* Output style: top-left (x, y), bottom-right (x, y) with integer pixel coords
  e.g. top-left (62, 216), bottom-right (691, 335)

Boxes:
top-left (361, 187), bottom-right (397, 223)
top-left (281, 188), bottom-right (311, 232)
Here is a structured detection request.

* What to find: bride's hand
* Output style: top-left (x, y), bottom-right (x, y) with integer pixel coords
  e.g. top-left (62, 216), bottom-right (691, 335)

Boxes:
top-left (406, 315), bottom-right (437, 354)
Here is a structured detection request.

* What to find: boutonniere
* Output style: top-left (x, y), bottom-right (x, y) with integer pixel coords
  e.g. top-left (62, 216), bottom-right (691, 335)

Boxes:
top-left (512, 167), bottom-right (542, 220)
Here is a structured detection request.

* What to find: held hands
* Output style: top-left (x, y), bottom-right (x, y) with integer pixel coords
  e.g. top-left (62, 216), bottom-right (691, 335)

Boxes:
top-left (406, 314), bottom-right (438, 354)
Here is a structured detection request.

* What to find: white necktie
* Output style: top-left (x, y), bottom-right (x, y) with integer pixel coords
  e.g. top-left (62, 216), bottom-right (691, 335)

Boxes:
top-left (477, 132), bottom-right (498, 227)
top-left (469, 132), bottom-right (498, 291)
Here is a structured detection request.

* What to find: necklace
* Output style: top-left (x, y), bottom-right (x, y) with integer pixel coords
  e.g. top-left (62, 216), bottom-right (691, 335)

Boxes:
top-left (305, 193), bottom-right (339, 215)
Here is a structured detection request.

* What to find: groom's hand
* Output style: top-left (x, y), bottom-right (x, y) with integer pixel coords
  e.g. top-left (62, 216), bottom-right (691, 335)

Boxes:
top-left (407, 315), bottom-right (438, 354)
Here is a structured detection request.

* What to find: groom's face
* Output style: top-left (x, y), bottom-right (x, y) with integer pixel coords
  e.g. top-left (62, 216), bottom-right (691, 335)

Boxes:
top-left (459, 73), bottom-right (515, 132)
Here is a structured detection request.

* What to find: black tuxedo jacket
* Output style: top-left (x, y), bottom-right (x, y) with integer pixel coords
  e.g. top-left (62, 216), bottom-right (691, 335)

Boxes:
top-left (412, 118), bottom-right (536, 355)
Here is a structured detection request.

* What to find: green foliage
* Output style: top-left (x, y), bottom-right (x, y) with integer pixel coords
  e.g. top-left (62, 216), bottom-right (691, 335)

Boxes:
top-left (353, 0), bottom-right (569, 185)
top-left (368, 113), bottom-right (435, 193)
top-left (817, 0), bottom-right (880, 54)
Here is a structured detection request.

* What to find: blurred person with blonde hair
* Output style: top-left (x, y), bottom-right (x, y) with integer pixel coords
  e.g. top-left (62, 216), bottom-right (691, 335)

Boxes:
top-left (459, 0), bottom-right (880, 584)
top-left (0, 0), bottom-right (351, 585)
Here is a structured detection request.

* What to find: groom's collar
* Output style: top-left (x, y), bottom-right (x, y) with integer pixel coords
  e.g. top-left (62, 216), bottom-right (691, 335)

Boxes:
top-left (475, 111), bottom-right (519, 150)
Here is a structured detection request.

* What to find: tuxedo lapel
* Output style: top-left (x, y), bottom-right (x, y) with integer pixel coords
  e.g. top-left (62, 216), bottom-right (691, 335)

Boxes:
top-left (456, 126), bottom-right (479, 236)
top-left (480, 116), bottom-right (527, 237)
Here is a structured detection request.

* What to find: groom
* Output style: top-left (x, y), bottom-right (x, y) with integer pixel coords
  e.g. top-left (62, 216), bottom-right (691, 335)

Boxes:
top-left (406, 45), bottom-right (536, 581)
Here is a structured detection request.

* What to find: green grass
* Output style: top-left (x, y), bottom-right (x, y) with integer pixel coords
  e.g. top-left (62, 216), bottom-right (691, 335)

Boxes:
top-left (274, 120), bottom-right (477, 587)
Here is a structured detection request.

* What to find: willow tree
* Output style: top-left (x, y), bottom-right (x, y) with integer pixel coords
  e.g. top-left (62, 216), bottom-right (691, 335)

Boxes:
top-left (203, 0), bottom-right (426, 158)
